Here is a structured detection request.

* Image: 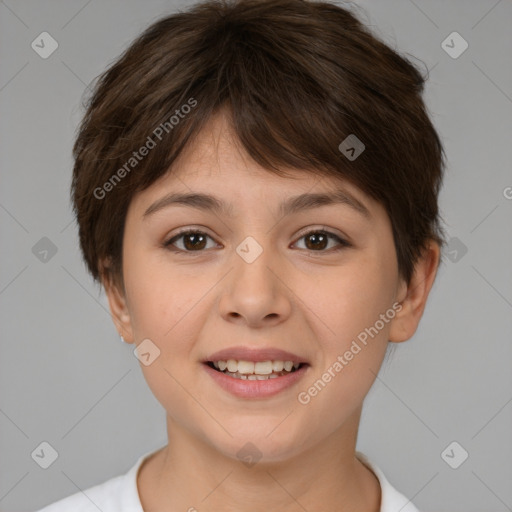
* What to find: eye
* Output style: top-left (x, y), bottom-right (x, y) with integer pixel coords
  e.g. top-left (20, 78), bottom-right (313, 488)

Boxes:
top-left (164, 229), bottom-right (218, 253)
top-left (293, 229), bottom-right (350, 253)
top-left (163, 227), bottom-right (351, 254)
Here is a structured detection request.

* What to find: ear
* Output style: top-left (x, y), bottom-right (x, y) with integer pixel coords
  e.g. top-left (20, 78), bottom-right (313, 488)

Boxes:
top-left (99, 258), bottom-right (135, 344)
top-left (388, 240), bottom-right (441, 343)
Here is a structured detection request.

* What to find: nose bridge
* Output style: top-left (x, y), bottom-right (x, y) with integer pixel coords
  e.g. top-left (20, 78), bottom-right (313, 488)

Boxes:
top-left (233, 233), bottom-right (277, 294)
top-left (219, 232), bottom-right (291, 325)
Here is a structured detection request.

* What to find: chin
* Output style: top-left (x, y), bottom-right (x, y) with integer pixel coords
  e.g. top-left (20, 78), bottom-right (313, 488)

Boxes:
top-left (202, 421), bottom-right (313, 466)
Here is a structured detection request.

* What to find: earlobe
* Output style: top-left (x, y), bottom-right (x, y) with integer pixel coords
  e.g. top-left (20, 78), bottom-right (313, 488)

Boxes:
top-left (99, 259), bottom-right (135, 344)
top-left (388, 240), bottom-right (441, 343)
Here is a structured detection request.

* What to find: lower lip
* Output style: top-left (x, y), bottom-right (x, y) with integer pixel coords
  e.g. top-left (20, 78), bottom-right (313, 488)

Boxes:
top-left (203, 363), bottom-right (309, 399)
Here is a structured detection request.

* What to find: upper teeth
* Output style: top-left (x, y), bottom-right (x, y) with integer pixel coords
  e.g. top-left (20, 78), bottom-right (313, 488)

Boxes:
top-left (212, 360), bottom-right (300, 374)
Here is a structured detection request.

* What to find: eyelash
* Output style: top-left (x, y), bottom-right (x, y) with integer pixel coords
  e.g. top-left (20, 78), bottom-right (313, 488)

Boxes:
top-left (163, 227), bottom-right (351, 255)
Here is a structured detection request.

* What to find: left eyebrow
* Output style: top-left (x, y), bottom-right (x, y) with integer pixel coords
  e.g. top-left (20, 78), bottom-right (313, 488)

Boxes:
top-left (142, 188), bottom-right (371, 220)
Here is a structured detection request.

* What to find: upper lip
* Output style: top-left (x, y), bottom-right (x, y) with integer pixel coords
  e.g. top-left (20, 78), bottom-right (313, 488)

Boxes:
top-left (205, 346), bottom-right (308, 364)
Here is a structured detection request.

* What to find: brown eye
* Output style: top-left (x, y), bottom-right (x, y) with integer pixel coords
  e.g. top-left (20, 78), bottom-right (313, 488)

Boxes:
top-left (165, 230), bottom-right (216, 252)
top-left (294, 230), bottom-right (350, 252)
top-left (164, 228), bottom-right (350, 255)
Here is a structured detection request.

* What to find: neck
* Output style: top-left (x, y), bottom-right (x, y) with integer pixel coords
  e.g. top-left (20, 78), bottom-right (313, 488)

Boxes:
top-left (138, 408), bottom-right (381, 512)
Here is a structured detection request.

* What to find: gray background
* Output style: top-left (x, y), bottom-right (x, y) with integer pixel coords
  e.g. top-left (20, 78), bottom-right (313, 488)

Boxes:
top-left (1, 0), bottom-right (511, 510)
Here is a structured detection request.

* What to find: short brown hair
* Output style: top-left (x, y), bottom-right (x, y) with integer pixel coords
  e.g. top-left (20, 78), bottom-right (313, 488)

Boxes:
top-left (71, 0), bottom-right (446, 290)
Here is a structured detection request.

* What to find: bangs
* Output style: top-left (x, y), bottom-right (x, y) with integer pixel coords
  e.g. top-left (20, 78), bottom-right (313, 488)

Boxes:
top-left (72, 0), bottom-right (446, 286)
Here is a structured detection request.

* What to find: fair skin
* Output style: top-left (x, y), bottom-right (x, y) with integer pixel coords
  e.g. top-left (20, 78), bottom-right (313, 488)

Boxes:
top-left (102, 111), bottom-right (440, 512)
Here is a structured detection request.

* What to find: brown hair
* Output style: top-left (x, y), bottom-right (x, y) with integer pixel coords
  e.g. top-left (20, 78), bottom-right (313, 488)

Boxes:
top-left (71, 0), bottom-right (446, 291)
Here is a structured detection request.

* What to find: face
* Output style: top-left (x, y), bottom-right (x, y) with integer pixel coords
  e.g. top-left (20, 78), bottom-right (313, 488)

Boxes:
top-left (105, 112), bottom-right (424, 464)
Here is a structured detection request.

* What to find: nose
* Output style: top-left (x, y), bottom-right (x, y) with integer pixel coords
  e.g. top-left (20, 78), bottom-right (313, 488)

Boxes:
top-left (218, 239), bottom-right (292, 328)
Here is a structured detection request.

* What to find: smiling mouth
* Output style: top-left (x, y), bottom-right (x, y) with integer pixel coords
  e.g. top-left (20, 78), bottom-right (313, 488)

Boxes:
top-left (205, 360), bottom-right (307, 380)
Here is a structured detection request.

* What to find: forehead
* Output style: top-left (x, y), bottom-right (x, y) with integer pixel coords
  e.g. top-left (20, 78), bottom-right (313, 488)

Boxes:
top-left (129, 110), bottom-right (384, 223)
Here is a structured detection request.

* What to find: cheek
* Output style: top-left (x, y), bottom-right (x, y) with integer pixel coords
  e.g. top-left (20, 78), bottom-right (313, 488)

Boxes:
top-left (312, 251), bottom-right (397, 345)
top-left (124, 249), bottom-right (214, 373)
top-left (304, 249), bottom-right (397, 410)
top-left (123, 244), bottom-right (188, 335)
top-left (123, 258), bottom-right (209, 420)
top-left (295, 264), bottom-right (395, 434)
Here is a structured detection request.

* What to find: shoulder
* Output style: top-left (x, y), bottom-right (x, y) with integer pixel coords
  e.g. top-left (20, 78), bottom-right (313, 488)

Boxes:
top-left (34, 473), bottom-right (127, 512)
top-left (356, 451), bottom-right (422, 512)
top-left (34, 451), bottom-right (152, 512)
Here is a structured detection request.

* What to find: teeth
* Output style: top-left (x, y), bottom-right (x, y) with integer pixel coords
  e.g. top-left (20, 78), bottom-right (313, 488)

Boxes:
top-left (222, 371), bottom-right (289, 380)
top-left (211, 359), bottom-right (301, 375)
top-left (254, 361), bottom-right (273, 374)
top-left (272, 360), bottom-right (284, 371)
top-left (238, 360), bottom-right (255, 374)
top-left (227, 359), bottom-right (238, 372)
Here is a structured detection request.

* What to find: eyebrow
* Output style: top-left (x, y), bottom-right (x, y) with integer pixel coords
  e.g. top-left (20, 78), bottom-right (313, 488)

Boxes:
top-left (142, 188), bottom-right (371, 220)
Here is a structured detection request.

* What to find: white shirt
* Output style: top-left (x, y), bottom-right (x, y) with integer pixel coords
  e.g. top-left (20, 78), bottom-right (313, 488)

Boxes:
top-left (35, 450), bottom-right (420, 512)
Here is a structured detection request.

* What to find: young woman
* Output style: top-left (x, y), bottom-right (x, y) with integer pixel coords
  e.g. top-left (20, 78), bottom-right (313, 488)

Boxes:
top-left (37, 0), bottom-right (446, 510)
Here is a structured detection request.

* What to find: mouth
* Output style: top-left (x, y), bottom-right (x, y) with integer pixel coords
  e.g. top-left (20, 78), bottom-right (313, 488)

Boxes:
top-left (204, 359), bottom-right (308, 380)
top-left (202, 347), bottom-right (310, 398)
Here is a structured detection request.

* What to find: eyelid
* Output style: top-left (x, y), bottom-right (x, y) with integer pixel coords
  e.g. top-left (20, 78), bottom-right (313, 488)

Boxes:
top-left (164, 226), bottom-right (219, 250)
top-left (295, 225), bottom-right (347, 240)
top-left (292, 226), bottom-right (351, 251)
top-left (164, 225), bottom-right (351, 254)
